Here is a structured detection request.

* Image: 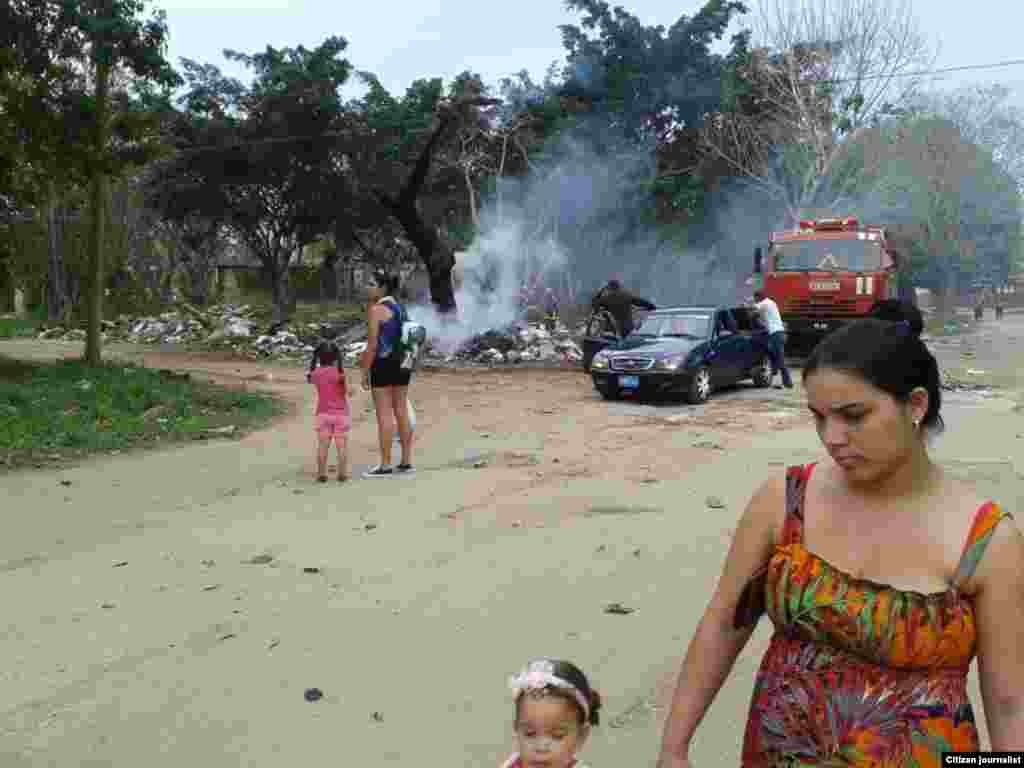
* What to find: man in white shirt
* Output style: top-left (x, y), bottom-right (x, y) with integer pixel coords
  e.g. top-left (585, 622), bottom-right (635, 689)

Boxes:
top-left (750, 290), bottom-right (793, 388)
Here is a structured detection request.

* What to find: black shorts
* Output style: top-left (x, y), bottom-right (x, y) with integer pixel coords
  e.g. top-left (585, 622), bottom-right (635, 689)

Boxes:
top-left (370, 357), bottom-right (412, 388)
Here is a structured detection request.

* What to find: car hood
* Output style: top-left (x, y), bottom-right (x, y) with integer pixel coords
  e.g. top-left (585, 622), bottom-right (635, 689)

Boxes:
top-left (605, 336), bottom-right (703, 358)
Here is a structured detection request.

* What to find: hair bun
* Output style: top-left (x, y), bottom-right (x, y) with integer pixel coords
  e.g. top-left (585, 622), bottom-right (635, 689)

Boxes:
top-left (868, 299), bottom-right (924, 338)
top-left (588, 689), bottom-right (602, 725)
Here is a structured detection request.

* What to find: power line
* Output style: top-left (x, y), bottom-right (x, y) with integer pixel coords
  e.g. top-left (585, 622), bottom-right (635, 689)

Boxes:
top-left (821, 58), bottom-right (1024, 85)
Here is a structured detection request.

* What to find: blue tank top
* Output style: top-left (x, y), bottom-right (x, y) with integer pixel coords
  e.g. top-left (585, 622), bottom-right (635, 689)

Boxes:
top-left (375, 299), bottom-right (404, 360)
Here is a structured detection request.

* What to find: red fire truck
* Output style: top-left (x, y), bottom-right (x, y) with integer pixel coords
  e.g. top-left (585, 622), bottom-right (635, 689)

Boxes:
top-left (751, 216), bottom-right (906, 352)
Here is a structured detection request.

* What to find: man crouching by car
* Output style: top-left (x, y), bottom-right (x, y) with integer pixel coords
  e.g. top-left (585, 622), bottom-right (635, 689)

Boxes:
top-left (592, 279), bottom-right (657, 338)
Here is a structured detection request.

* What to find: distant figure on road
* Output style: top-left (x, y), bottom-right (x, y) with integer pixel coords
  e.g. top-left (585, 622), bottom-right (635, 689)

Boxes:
top-left (749, 290), bottom-right (792, 389)
top-left (309, 342), bottom-right (350, 482)
top-left (591, 279), bottom-right (656, 337)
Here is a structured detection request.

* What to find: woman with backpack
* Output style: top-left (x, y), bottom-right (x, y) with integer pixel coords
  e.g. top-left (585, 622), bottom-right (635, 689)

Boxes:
top-left (359, 269), bottom-right (416, 477)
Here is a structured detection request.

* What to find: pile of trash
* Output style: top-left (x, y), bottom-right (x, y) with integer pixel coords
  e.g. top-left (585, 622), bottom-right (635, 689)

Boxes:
top-left (336, 322), bottom-right (583, 368)
top-left (35, 304), bottom-right (586, 368)
top-left (34, 303), bottom-right (334, 360)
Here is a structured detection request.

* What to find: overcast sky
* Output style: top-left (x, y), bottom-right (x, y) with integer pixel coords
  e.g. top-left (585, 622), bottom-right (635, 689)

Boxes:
top-left (156, 0), bottom-right (1024, 106)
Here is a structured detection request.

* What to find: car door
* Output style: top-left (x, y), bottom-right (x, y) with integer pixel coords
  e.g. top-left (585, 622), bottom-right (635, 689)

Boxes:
top-left (727, 307), bottom-right (760, 374)
top-left (709, 310), bottom-right (744, 383)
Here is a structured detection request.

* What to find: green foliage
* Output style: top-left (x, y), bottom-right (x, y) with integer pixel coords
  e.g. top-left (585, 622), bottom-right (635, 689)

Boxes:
top-left (0, 355), bottom-right (281, 468)
top-left (152, 36), bottom-right (357, 322)
top-left (649, 174), bottom-right (705, 219)
top-left (558, 0), bottom-right (748, 138)
top-left (0, 307), bottom-right (46, 339)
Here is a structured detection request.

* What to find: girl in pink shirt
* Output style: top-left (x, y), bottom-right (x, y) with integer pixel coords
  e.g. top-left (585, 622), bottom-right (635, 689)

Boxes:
top-left (309, 342), bottom-right (350, 482)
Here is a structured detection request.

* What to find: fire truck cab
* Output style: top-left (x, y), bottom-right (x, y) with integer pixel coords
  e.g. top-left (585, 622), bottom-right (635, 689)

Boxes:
top-left (751, 216), bottom-right (903, 353)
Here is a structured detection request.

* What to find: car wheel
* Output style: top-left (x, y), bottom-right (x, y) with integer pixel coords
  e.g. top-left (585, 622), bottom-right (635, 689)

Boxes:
top-left (686, 366), bottom-right (712, 404)
top-left (751, 356), bottom-right (773, 387)
top-left (594, 379), bottom-right (622, 400)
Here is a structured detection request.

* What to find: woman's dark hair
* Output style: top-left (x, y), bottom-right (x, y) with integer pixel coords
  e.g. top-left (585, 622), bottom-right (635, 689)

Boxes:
top-left (803, 300), bottom-right (943, 433)
top-left (515, 659), bottom-right (603, 727)
top-left (373, 270), bottom-right (400, 297)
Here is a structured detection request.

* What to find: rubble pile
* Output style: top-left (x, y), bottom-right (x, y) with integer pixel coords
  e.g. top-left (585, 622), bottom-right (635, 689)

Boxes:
top-left (35, 303), bottom-right (332, 360)
top-left (429, 323), bottom-right (583, 366)
top-left (335, 322), bottom-right (584, 368)
top-left (35, 304), bottom-right (586, 368)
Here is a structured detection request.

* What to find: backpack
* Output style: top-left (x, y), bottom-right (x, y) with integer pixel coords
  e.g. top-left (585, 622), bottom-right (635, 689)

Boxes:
top-left (388, 301), bottom-right (427, 371)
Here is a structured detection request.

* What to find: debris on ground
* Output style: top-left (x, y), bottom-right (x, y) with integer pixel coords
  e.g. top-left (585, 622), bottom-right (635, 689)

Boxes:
top-left (35, 304), bottom-right (585, 369)
top-left (35, 303), bottom-right (340, 361)
top-left (604, 602), bottom-right (635, 615)
top-left (940, 368), bottom-right (994, 392)
top-left (337, 321), bottom-right (584, 368)
top-left (304, 688), bottom-right (323, 702)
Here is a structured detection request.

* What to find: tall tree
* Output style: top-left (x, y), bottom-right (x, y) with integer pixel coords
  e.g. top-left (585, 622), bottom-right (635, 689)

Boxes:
top-left (350, 72), bottom-right (499, 313)
top-left (1, 0), bottom-right (179, 363)
top-left (701, 0), bottom-right (933, 221)
top-left (154, 38), bottom-right (354, 324)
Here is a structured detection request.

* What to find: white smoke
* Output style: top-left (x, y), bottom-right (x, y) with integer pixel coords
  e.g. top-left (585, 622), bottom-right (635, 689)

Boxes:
top-left (404, 190), bottom-right (571, 355)
top-left (402, 129), bottom-right (794, 351)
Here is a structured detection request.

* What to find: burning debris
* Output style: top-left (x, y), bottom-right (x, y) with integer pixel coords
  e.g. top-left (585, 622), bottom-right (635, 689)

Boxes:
top-left (336, 321), bottom-right (583, 367)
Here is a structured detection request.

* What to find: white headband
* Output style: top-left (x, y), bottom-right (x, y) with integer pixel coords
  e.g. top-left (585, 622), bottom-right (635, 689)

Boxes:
top-left (508, 659), bottom-right (590, 720)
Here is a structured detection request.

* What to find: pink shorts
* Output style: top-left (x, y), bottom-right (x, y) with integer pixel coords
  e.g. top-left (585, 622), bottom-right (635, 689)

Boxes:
top-left (315, 412), bottom-right (350, 437)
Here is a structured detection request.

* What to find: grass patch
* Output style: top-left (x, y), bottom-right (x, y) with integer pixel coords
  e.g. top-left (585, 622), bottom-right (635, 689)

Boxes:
top-left (0, 307), bottom-right (46, 339)
top-left (0, 355), bottom-right (284, 470)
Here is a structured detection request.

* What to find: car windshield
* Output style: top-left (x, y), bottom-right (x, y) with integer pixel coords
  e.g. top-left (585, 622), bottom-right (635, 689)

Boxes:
top-left (770, 238), bottom-right (883, 272)
top-left (633, 314), bottom-right (709, 338)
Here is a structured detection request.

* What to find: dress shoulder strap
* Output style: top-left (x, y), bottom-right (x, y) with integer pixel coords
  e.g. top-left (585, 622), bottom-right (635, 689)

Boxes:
top-left (780, 463), bottom-right (815, 546)
top-left (733, 463), bottom-right (813, 629)
top-left (951, 501), bottom-right (1013, 590)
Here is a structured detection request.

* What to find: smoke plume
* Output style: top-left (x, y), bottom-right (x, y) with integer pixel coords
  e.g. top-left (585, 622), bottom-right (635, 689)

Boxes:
top-left (406, 118), bottom-right (793, 350)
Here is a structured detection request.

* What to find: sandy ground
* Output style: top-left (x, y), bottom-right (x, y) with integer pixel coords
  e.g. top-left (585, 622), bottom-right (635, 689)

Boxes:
top-left (1, 317), bottom-right (1023, 767)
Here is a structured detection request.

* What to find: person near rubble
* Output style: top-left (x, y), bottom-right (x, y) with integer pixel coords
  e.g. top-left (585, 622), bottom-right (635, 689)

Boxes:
top-left (359, 269), bottom-right (415, 478)
top-left (309, 342), bottom-right (350, 482)
top-left (748, 290), bottom-right (792, 389)
top-left (590, 279), bottom-right (656, 338)
top-left (656, 300), bottom-right (1023, 768)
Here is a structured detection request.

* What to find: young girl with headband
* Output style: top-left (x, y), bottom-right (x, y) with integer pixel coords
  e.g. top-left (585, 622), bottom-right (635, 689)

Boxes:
top-left (503, 658), bottom-right (602, 768)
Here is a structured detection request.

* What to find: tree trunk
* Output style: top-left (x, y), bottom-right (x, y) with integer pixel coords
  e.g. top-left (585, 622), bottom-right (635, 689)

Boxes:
top-left (0, 258), bottom-right (13, 313)
top-left (183, 248), bottom-right (214, 306)
top-left (45, 194), bottom-right (73, 325)
top-left (377, 111), bottom-right (459, 314)
top-left (84, 54), bottom-right (111, 366)
top-left (319, 251), bottom-right (339, 302)
top-left (269, 259), bottom-right (294, 326)
top-left (464, 165), bottom-right (479, 231)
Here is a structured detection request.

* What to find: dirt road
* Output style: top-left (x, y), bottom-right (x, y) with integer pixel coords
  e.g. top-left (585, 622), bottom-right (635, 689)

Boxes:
top-left (1, 325), bottom-right (1022, 767)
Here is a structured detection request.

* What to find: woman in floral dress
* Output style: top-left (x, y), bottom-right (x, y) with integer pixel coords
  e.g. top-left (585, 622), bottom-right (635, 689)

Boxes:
top-left (656, 302), bottom-right (1023, 767)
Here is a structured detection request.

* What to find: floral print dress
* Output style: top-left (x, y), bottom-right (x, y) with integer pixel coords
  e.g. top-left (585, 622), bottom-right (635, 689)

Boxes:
top-left (736, 463), bottom-right (1012, 767)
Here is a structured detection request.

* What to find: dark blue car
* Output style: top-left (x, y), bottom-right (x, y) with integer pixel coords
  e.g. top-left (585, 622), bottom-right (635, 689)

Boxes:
top-left (588, 306), bottom-right (774, 403)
